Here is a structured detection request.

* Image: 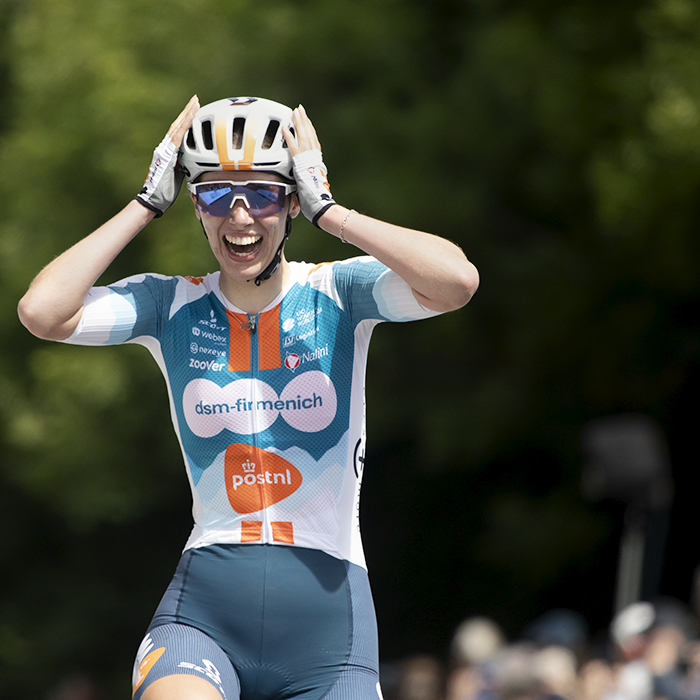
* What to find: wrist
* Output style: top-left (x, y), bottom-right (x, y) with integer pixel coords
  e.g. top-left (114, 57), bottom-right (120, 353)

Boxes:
top-left (318, 204), bottom-right (351, 238)
top-left (128, 198), bottom-right (159, 224)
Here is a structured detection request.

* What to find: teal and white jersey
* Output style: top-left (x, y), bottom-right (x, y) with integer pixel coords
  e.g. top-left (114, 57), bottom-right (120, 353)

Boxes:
top-left (64, 257), bottom-right (439, 569)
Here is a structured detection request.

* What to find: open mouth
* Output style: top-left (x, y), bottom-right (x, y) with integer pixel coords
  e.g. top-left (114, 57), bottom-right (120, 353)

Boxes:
top-left (224, 233), bottom-right (263, 258)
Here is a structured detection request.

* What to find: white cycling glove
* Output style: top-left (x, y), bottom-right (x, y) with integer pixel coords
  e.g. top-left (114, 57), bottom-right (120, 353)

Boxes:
top-left (292, 149), bottom-right (336, 227)
top-left (135, 135), bottom-right (184, 217)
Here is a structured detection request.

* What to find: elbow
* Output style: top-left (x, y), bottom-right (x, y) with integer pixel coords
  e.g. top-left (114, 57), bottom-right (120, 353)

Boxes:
top-left (418, 263), bottom-right (479, 313)
top-left (455, 262), bottom-right (480, 309)
top-left (17, 296), bottom-right (49, 339)
top-left (444, 261), bottom-right (479, 312)
top-left (17, 296), bottom-right (75, 341)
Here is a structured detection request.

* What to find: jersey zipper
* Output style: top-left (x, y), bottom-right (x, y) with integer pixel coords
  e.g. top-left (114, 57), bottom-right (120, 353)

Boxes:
top-left (247, 312), bottom-right (269, 543)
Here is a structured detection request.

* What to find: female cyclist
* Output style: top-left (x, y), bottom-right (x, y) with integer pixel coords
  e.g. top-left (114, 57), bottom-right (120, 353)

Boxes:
top-left (18, 95), bottom-right (479, 700)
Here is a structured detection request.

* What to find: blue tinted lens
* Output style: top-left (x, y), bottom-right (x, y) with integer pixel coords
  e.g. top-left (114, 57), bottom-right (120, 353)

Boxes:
top-left (195, 182), bottom-right (286, 217)
top-left (200, 186), bottom-right (232, 206)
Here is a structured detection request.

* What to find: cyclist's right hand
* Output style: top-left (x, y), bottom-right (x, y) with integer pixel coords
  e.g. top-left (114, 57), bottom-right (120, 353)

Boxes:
top-left (135, 95), bottom-right (200, 217)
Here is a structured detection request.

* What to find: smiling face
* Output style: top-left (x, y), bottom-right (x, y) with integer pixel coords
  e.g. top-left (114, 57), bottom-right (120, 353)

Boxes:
top-left (190, 171), bottom-right (300, 293)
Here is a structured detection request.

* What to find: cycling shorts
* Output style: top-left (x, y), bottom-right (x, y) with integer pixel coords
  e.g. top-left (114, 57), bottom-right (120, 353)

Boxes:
top-left (131, 544), bottom-right (382, 700)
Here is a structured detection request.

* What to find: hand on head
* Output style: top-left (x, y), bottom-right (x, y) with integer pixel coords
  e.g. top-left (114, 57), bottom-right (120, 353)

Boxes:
top-left (168, 95), bottom-right (200, 148)
top-left (282, 105), bottom-right (323, 157)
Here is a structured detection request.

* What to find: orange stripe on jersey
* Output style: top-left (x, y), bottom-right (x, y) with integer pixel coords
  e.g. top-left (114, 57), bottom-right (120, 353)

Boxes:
top-left (241, 521), bottom-right (263, 542)
top-left (271, 521), bottom-right (294, 544)
top-left (258, 305), bottom-right (281, 370)
top-left (226, 310), bottom-right (251, 372)
top-left (308, 262), bottom-right (335, 275)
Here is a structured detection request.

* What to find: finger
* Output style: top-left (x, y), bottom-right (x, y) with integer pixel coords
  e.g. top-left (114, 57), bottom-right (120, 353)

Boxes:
top-left (299, 106), bottom-right (322, 151)
top-left (293, 105), bottom-right (318, 151)
top-left (281, 124), bottom-right (300, 157)
top-left (292, 105), bottom-right (322, 152)
top-left (167, 95), bottom-right (200, 147)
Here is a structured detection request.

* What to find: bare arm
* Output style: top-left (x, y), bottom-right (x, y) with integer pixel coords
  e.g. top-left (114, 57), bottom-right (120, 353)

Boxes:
top-left (316, 205), bottom-right (478, 312)
top-left (18, 95), bottom-right (199, 340)
top-left (18, 202), bottom-right (156, 340)
top-left (283, 106), bottom-right (479, 312)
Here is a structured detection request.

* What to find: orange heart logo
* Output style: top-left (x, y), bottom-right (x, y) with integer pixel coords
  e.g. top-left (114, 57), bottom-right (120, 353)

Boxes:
top-left (225, 444), bottom-right (302, 514)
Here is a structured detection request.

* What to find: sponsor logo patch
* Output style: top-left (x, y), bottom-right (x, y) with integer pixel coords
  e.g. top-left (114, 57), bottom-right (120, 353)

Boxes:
top-left (225, 444), bottom-right (302, 513)
top-left (132, 641), bottom-right (165, 695)
top-left (183, 372), bottom-right (337, 436)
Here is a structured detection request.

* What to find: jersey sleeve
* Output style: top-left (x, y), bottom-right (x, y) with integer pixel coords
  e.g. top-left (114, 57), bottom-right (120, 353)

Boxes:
top-left (61, 273), bottom-right (178, 346)
top-left (331, 256), bottom-right (442, 326)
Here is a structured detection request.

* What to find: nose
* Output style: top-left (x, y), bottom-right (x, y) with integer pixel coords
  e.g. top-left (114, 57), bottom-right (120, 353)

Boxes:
top-left (229, 198), bottom-right (254, 224)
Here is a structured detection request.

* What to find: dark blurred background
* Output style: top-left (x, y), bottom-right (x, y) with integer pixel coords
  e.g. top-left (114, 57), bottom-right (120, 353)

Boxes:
top-left (1, 0), bottom-right (699, 697)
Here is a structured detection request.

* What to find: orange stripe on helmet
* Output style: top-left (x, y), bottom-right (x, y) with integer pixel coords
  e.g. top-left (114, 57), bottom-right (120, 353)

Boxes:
top-left (238, 115), bottom-right (258, 171)
top-left (216, 118), bottom-right (229, 168)
top-left (217, 114), bottom-right (258, 171)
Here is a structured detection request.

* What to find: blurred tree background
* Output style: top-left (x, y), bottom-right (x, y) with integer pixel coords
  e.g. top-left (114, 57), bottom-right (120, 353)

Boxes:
top-left (1, 0), bottom-right (699, 697)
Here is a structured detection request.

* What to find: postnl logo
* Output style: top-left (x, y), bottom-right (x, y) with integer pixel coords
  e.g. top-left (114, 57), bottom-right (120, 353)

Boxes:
top-left (225, 444), bottom-right (302, 513)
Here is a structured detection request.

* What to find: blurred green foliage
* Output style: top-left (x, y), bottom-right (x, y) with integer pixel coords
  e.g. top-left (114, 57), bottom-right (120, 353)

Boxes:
top-left (1, 0), bottom-right (699, 697)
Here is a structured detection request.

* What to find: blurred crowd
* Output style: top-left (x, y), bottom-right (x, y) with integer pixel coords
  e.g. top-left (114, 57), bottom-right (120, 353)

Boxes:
top-left (43, 584), bottom-right (700, 700)
top-left (381, 595), bottom-right (700, 700)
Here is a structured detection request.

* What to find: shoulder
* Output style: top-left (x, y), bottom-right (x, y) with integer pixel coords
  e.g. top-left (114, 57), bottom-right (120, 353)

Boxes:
top-left (291, 257), bottom-right (386, 286)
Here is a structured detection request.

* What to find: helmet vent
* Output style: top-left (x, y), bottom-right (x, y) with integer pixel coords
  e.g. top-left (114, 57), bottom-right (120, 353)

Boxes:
top-left (262, 121), bottom-right (280, 150)
top-left (232, 118), bottom-right (245, 149)
top-left (186, 128), bottom-right (196, 150)
top-left (201, 120), bottom-right (214, 150)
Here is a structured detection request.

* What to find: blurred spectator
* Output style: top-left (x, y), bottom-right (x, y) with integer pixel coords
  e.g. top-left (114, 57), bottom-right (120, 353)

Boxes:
top-left (395, 655), bottom-right (445, 700)
top-left (46, 673), bottom-right (104, 700)
top-left (524, 610), bottom-right (589, 660)
top-left (683, 639), bottom-right (700, 700)
top-left (491, 644), bottom-right (540, 700)
top-left (534, 646), bottom-right (578, 700)
top-left (646, 598), bottom-right (695, 700)
top-left (608, 601), bottom-right (655, 700)
top-left (451, 617), bottom-right (507, 667)
top-left (446, 617), bottom-right (505, 700)
top-left (577, 659), bottom-right (616, 700)
top-left (605, 598), bottom-right (695, 700)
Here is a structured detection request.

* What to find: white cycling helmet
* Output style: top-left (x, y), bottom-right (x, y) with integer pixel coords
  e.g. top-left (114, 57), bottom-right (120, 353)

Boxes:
top-left (179, 97), bottom-right (295, 184)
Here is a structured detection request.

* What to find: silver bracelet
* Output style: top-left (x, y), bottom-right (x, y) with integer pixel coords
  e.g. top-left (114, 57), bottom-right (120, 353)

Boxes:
top-left (338, 209), bottom-right (356, 244)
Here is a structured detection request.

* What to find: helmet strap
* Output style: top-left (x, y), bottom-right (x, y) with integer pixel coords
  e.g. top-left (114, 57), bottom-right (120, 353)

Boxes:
top-left (198, 216), bottom-right (208, 239)
top-left (253, 214), bottom-right (292, 286)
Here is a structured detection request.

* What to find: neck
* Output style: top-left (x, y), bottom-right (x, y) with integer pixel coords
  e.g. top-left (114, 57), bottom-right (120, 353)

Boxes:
top-left (219, 258), bottom-right (291, 314)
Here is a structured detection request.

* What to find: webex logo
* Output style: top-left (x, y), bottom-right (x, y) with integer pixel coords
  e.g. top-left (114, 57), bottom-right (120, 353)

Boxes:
top-left (183, 371), bottom-right (337, 437)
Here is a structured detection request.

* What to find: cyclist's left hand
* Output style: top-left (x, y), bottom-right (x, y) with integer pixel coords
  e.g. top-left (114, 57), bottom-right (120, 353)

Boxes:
top-left (283, 105), bottom-right (322, 156)
top-left (282, 106), bottom-right (337, 227)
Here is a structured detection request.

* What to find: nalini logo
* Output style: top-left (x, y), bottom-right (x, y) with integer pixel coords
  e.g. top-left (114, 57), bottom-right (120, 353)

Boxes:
top-left (285, 353), bottom-right (300, 371)
top-left (225, 444), bottom-right (302, 513)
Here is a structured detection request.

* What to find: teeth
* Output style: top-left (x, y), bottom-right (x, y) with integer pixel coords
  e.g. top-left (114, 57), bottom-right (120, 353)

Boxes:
top-left (225, 234), bottom-right (261, 246)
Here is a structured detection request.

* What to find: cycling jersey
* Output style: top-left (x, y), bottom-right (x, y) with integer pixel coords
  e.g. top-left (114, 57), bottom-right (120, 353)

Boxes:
top-left (64, 257), bottom-right (439, 569)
